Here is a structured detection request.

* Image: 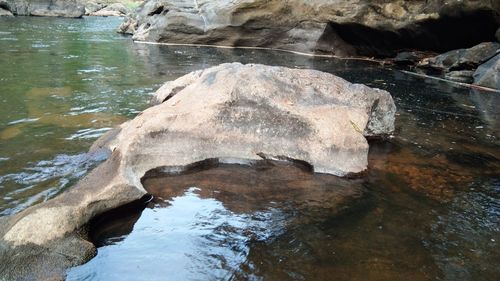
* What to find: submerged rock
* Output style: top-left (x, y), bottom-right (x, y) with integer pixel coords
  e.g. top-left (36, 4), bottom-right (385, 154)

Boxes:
top-left (119, 0), bottom-right (499, 57)
top-left (473, 54), bottom-right (500, 89)
top-left (4, 0), bottom-right (85, 17)
top-left (0, 63), bottom-right (395, 279)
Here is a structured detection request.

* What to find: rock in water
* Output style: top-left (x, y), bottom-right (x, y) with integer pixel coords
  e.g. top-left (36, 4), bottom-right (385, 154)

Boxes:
top-left (0, 63), bottom-right (395, 280)
top-left (418, 42), bottom-right (500, 71)
top-left (473, 54), bottom-right (500, 89)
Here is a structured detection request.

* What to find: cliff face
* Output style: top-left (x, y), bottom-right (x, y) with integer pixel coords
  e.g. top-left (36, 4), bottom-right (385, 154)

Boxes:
top-left (119, 0), bottom-right (500, 57)
top-left (0, 0), bottom-right (85, 17)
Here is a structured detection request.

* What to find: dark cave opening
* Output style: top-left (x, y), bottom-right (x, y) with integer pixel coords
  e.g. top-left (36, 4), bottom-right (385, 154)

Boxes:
top-left (328, 9), bottom-right (499, 57)
top-left (148, 5), bottom-right (168, 16)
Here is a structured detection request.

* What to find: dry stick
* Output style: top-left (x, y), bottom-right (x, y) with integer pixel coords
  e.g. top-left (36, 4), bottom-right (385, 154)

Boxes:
top-left (133, 40), bottom-right (389, 64)
top-left (400, 70), bottom-right (500, 93)
top-left (134, 41), bottom-right (499, 93)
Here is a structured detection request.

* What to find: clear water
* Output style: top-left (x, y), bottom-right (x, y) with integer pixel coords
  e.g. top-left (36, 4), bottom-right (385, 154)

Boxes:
top-left (0, 17), bottom-right (498, 281)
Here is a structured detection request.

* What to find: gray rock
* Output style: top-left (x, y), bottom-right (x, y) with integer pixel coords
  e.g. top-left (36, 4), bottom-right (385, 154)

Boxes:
top-left (5, 0), bottom-right (85, 17)
top-left (444, 70), bottom-right (474, 83)
top-left (0, 7), bottom-right (13, 16)
top-left (393, 51), bottom-right (429, 65)
top-left (0, 63), bottom-right (396, 279)
top-left (419, 42), bottom-right (500, 71)
top-left (84, 1), bottom-right (105, 15)
top-left (90, 3), bottom-right (129, 17)
top-left (119, 0), bottom-right (499, 57)
top-left (473, 54), bottom-right (499, 90)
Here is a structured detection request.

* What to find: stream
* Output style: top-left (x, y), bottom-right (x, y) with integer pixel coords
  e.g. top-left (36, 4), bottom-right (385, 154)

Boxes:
top-left (0, 16), bottom-right (498, 281)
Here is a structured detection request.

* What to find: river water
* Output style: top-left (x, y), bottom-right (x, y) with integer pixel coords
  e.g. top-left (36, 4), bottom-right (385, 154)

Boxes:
top-left (0, 17), bottom-right (498, 281)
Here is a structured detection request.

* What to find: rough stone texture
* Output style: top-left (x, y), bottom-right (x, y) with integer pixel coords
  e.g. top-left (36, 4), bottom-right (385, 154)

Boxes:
top-left (444, 70), bottom-right (475, 83)
top-left (0, 63), bottom-right (395, 280)
top-left (418, 42), bottom-right (500, 71)
top-left (473, 54), bottom-right (500, 89)
top-left (3, 0), bottom-right (85, 17)
top-left (119, 0), bottom-right (500, 57)
top-left (393, 51), bottom-right (429, 65)
top-left (0, 6), bottom-right (13, 15)
top-left (84, 1), bottom-right (105, 14)
top-left (89, 2), bottom-right (129, 17)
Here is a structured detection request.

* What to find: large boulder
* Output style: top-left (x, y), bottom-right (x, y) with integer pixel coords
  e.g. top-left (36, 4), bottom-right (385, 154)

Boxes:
top-left (4, 0), bottom-right (85, 17)
top-left (473, 54), bottom-right (500, 90)
top-left (0, 63), bottom-right (395, 279)
top-left (119, 0), bottom-right (499, 57)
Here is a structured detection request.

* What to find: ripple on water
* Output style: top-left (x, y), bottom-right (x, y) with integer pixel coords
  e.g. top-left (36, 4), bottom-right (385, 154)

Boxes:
top-left (67, 163), bottom-right (365, 281)
top-left (0, 152), bottom-right (108, 216)
top-left (65, 127), bottom-right (112, 140)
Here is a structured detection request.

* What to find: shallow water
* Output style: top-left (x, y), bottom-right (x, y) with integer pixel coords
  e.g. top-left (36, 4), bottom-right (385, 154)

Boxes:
top-left (0, 17), bottom-right (498, 281)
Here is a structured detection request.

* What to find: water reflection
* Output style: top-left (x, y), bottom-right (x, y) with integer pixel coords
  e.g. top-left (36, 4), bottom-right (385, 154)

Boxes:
top-left (68, 163), bottom-right (365, 280)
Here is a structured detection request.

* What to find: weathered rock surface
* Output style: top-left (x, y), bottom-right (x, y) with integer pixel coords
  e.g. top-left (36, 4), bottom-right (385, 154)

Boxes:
top-left (84, 1), bottom-right (105, 14)
top-left (3, 0), bottom-right (85, 17)
top-left (0, 63), bottom-right (395, 279)
top-left (444, 70), bottom-right (475, 84)
top-left (473, 54), bottom-right (500, 89)
top-left (119, 0), bottom-right (499, 57)
top-left (0, 6), bottom-right (13, 16)
top-left (393, 51), bottom-right (430, 65)
top-left (418, 42), bottom-right (500, 71)
top-left (88, 2), bottom-right (129, 17)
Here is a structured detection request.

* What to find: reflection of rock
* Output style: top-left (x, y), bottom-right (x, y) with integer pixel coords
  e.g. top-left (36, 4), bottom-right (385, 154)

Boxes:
top-left (4, 0), bottom-right (85, 17)
top-left (144, 162), bottom-right (364, 216)
top-left (473, 54), bottom-right (499, 89)
top-left (469, 88), bottom-right (500, 129)
top-left (0, 63), bottom-right (395, 280)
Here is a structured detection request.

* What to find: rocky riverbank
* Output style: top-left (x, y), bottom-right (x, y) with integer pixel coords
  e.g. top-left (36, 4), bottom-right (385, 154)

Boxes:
top-left (119, 0), bottom-right (499, 58)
